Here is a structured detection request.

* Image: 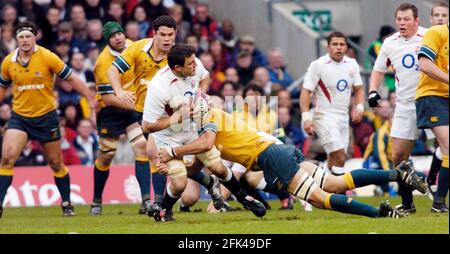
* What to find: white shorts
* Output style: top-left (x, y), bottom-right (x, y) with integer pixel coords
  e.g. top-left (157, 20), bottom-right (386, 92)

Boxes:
top-left (313, 116), bottom-right (349, 154)
top-left (391, 100), bottom-right (420, 140)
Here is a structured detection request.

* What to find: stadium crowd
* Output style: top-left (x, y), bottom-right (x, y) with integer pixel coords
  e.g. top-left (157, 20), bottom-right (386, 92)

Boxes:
top-left (0, 0), bottom-right (437, 169)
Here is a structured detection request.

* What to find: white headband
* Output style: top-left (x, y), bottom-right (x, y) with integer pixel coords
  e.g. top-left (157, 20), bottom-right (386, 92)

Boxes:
top-left (16, 27), bottom-right (35, 38)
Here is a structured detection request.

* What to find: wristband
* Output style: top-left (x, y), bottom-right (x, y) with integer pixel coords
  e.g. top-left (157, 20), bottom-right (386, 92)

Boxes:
top-left (356, 104), bottom-right (364, 113)
top-left (301, 111), bottom-right (313, 123)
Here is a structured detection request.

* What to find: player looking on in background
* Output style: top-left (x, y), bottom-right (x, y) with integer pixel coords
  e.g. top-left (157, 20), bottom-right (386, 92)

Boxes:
top-left (300, 31), bottom-right (365, 176)
top-left (0, 21), bottom-right (96, 218)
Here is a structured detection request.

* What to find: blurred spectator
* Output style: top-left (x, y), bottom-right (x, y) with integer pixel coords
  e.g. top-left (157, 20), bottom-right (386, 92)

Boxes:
top-left (1, 4), bottom-right (18, 27)
top-left (51, 0), bottom-right (69, 21)
top-left (55, 21), bottom-right (86, 54)
top-left (57, 78), bottom-right (81, 108)
top-left (130, 5), bottom-right (150, 39)
top-left (0, 25), bottom-right (16, 56)
top-left (59, 117), bottom-right (76, 142)
top-left (351, 103), bottom-right (375, 154)
top-left (173, 0), bottom-right (193, 23)
top-left (224, 67), bottom-right (240, 85)
top-left (209, 38), bottom-right (231, 72)
top-left (365, 25), bottom-right (396, 92)
top-left (267, 48), bottom-right (294, 89)
top-left (277, 106), bottom-right (306, 148)
top-left (15, 141), bottom-right (47, 166)
top-left (139, 0), bottom-right (169, 22)
top-left (192, 3), bottom-right (217, 41)
top-left (125, 20), bottom-right (141, 41)
top-left (235, 50), bottom-right (255, 86)
top-left (277, 89), bottom-right (301, 127)
top-left (199, 52), bottom-right (225, 96)
top-left (220, 80), bottom-right (240, 113)
top-left (53, 38), bottom-right (71, 63)
top-left (185, 33), bottom-right (203, 56)
top-left (70, 3), bottom-right (88, 41)
top-left (73, 119), bottom-right (98, 165)
top-left (253, 66), bottom-right (278, 96)
top-left (84, 0), bottom-right (104, 20)
top-left (39, 5), bottom-right (61, 47)
top-left (86, 19), bottom-right (105, 49)
top-left (169, 3), bottom-right (190, 43)
top-left (63, 104), bottom-right (81, 131)
top-left (234, 35), bottom-right (268, 68)
top-left (70, 52), bottom-right (95, 84)
top-left (105, 1), bottom-right (128, 26)
top-left (0, 103), bottom-right (11, 129)
top-left (234, 84), bottom-right (278, 134)
top-left (185, 0), bottom-right (197, 19)
top-left (60, 120), bottom-right (81, 165)
top-left (17, 0), bottom-right (45, 25)
top-left (84, 42), bottom-right (100, 72)
top-left (218, 19), bottom-right (238, 53)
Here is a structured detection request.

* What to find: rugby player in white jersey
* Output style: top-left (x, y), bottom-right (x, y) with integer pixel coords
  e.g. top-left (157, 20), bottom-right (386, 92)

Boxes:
top-left (141, 44), bottom-right (265, 221)
top-left (367, 3), bottom-right (427, 213)
top-left (300, 32), bottom-right (365, 176)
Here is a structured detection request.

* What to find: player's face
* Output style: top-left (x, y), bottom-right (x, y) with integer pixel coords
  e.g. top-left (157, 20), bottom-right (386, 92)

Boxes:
top-left (179, 54), bottom-right (197, 77)
top-left (154, 26), bottom-right (176, 53)
top-left (17, 31), bottom-right (36, 53)
top-left (109, 31), bottom-right (126, 52)
top-left (430, 6), bottom-right (449, 26)
top-left (327, 37), bottom-right (347, 62)
top-left (395, 9), bottom-right (419, 38)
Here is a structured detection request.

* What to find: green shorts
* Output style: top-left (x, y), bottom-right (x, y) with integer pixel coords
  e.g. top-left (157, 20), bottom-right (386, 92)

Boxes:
top-left (96, 107), bottom-right (142, 138)
top-left (6, 110), bottom-right (60, 143)
top-left (256, 144), bottom-right (305, 192)
top-left (416, 96), bottom-right (449, 129)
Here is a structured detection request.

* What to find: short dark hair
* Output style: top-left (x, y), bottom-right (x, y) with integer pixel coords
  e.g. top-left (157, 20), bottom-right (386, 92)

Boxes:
top-left (395, 3), bottom-right (418, 19)
top-left (243, 83), bottom-right (265, 98)
top-left (15, 21), bottom-right (39, 36)
top-left (431, 2), bottom-right (449, 15)
top-left (153, 15), bottom-right (177, 32)
top-left (168, 44), bottom-right (196, 69)
top-left (327, 31), bottom-right (347, 45)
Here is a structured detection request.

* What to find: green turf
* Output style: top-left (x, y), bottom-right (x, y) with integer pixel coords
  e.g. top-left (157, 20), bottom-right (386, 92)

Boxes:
top-left (0, 196), bottom-right (447, 234)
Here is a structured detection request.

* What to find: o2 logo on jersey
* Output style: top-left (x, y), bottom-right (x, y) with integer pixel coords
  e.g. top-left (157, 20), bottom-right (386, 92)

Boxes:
top-left (336, 79), bottom-right (348, 92)
top-left (402, 54), bottom-right (419, 70)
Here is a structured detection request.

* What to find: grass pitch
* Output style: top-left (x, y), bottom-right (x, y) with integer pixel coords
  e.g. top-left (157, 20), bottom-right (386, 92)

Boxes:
top-left (0, 196), bottom-right (447, 234)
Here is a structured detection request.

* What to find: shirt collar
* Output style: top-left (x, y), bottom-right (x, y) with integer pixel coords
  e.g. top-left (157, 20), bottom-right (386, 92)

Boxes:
top-left (11, 45), bottom-right (38, 62)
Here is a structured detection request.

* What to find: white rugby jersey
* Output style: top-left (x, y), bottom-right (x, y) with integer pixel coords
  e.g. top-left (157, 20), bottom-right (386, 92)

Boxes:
top-left (143, 57), bottom-right (208, 135)
top-left (373, 27), bottom-right (427, 102)
top-left (303, 54), bottom-right (363, 117)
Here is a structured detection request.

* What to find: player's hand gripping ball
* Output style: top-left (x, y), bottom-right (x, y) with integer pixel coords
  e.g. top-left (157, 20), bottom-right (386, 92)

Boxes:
top-left (192, 90), bottom-right (210, 126)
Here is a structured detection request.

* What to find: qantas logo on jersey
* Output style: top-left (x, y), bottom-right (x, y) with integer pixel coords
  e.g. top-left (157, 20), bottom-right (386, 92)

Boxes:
top-left (17, 84), bottom-right (45, 91)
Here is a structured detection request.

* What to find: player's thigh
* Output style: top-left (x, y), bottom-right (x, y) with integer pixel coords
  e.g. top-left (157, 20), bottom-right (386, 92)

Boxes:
top-left (97, 137), bottom-right (119, 162)
top-left (432, 125), bottom-right (449, 154)
top-left (181, 179), bottom-right (201, 205)
top-left (391, 101), bottom-right (420, 140)
top-left (1, 129), bottom-right (28, 162)
top-left (243, 171), bottom-right (264, 189)
top-left (125, 122), bottom-right (147, 157)
top-left (314, 118), bottom-right (346, 154)
top-left (286, 169), bottom-right (322, 206)
top-left (41, 140), bottom-right (64, 169)
top-left (391, 137), bottom-right (416, 159)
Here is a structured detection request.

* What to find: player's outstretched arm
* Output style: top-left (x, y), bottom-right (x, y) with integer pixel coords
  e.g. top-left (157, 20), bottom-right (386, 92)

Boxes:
top-left (66, 73), bottom-right (96, 109)
top-left (419, 57), bottom-right (449, 84)
top-left (107, 65), bottom-right (135, 105)
top-left (159, 131), bottom-right (217, 163)
top-left (102, 93), bottom-right (135, 111)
